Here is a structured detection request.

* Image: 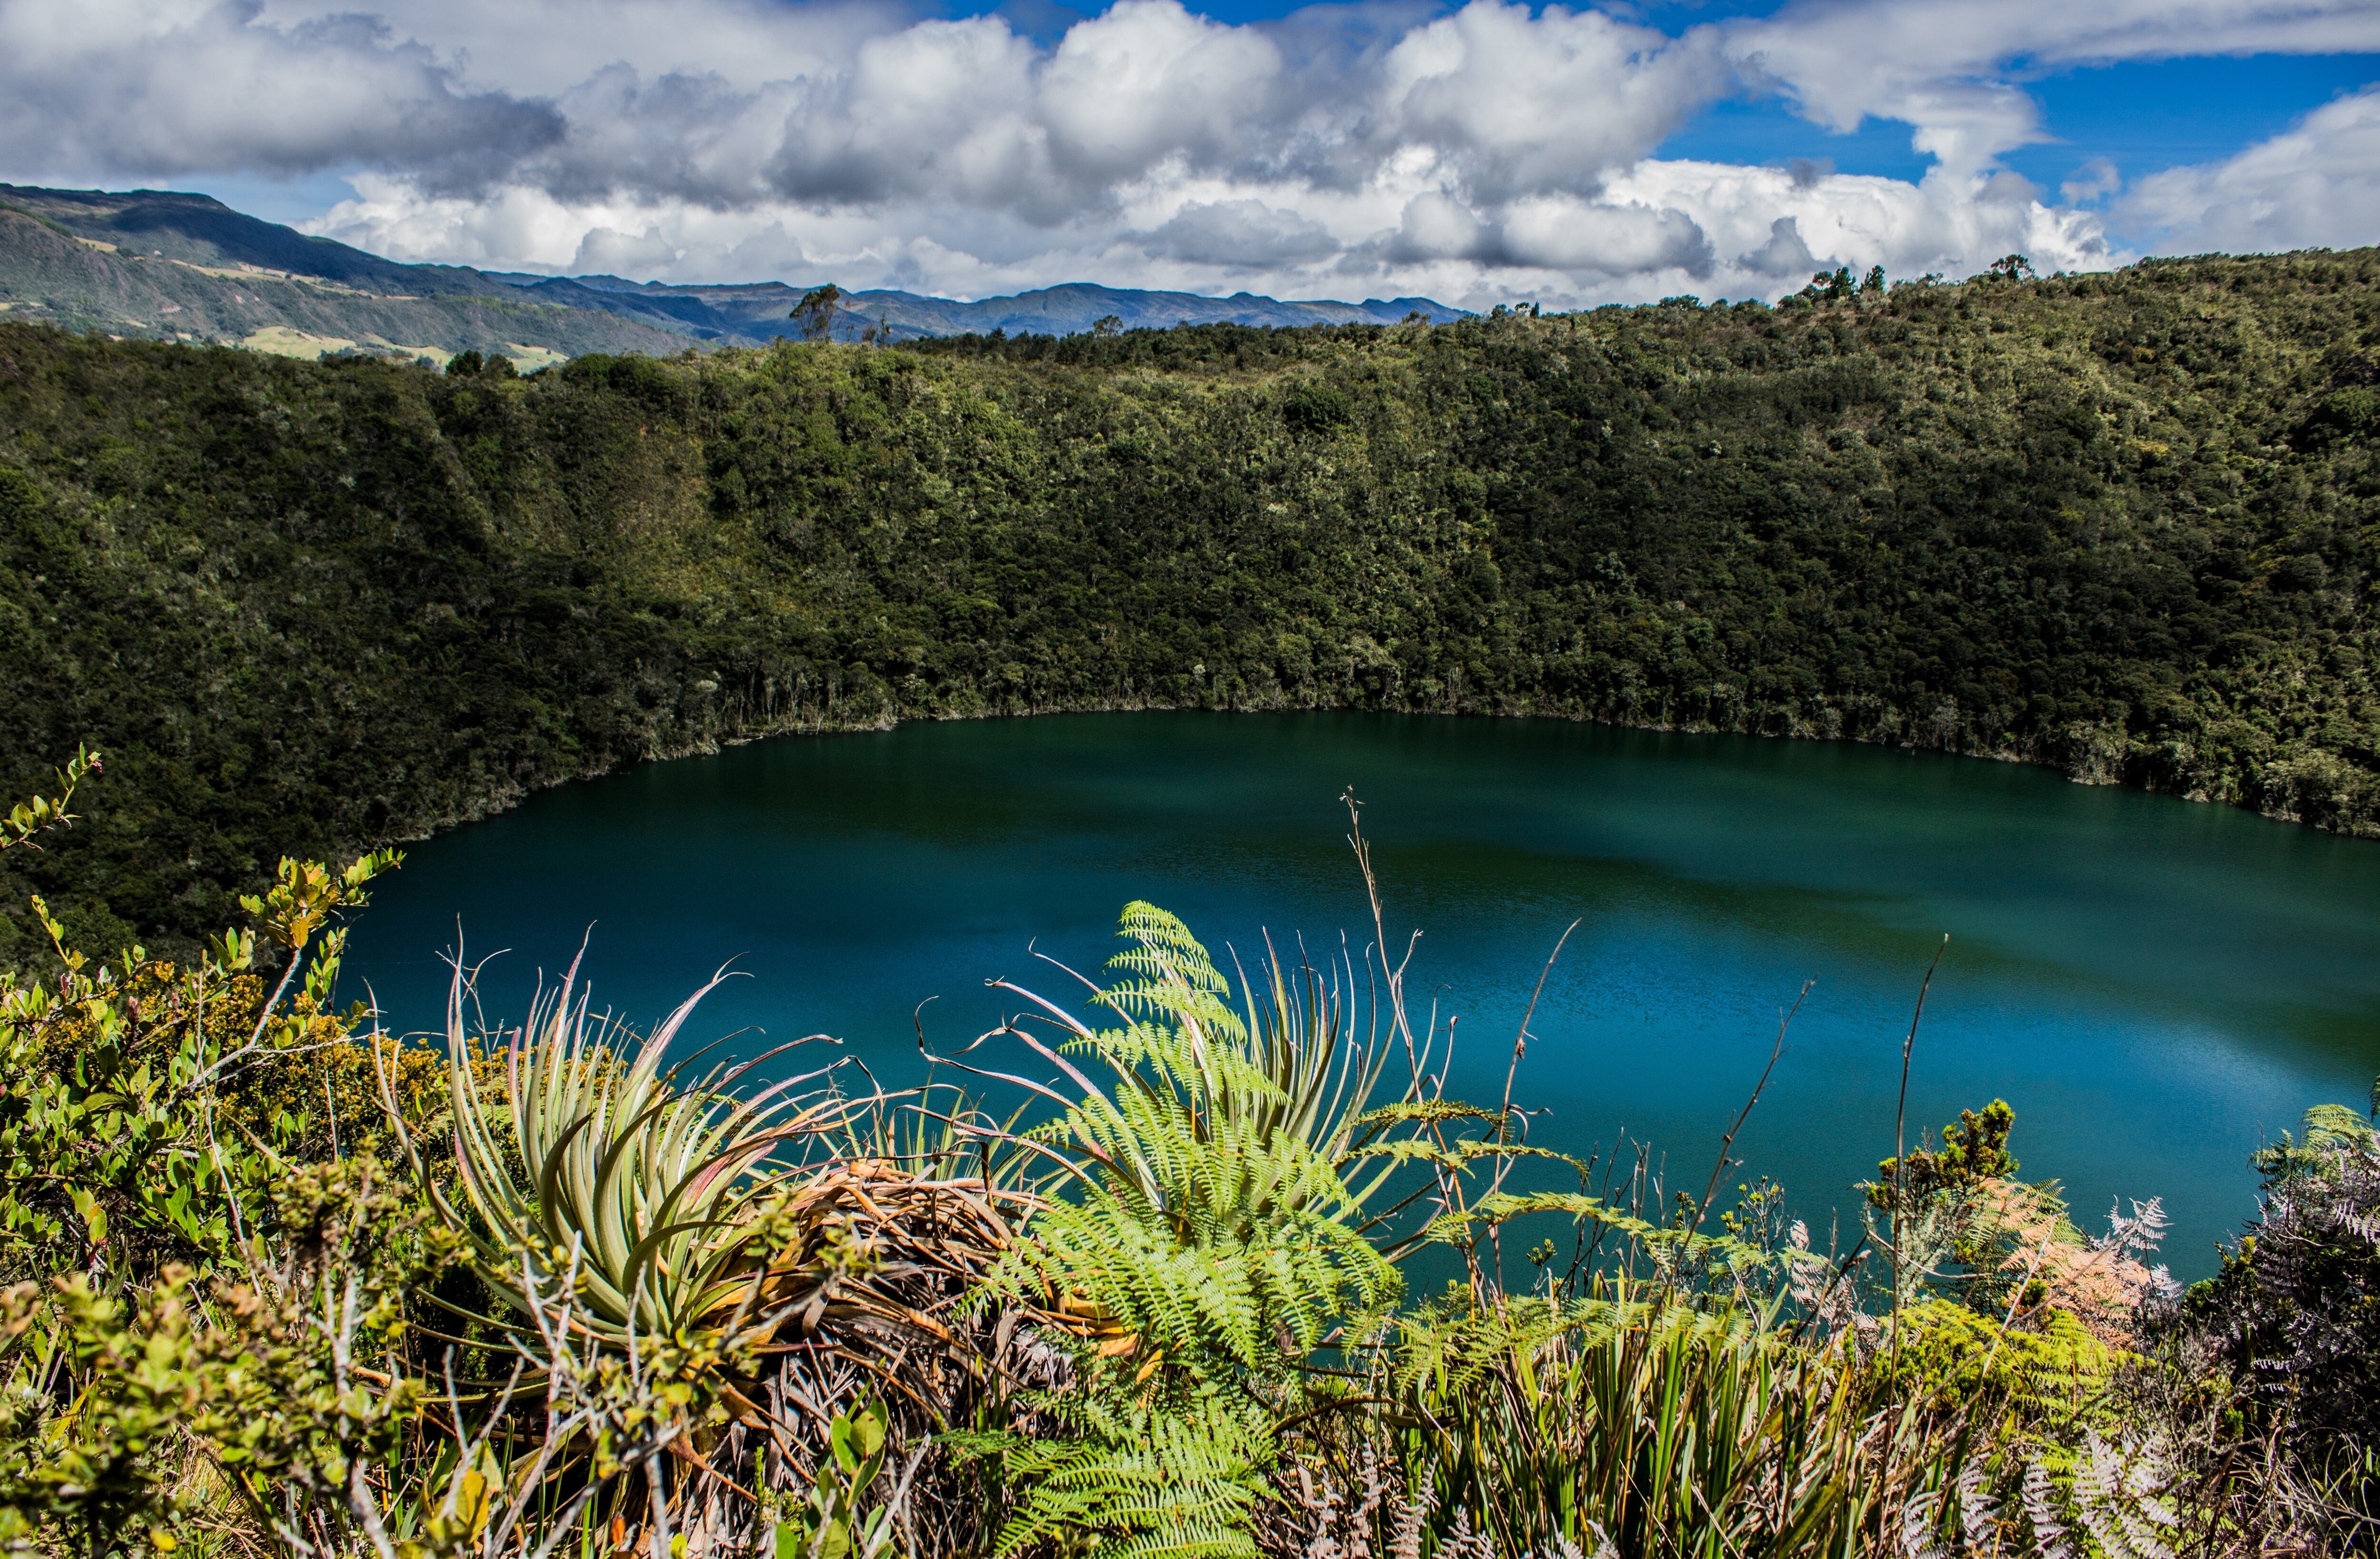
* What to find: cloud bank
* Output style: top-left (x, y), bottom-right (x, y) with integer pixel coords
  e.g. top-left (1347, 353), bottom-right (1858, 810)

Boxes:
top-left (1, 0), bottom-right (2375, 306)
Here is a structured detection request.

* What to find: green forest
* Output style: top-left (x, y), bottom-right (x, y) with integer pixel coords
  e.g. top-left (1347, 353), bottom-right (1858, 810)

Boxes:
top-left (3, 248), bottom-right (2378, 963)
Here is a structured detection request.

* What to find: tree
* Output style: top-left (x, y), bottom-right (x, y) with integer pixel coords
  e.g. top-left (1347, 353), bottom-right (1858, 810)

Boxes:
top-left (1091, 314), bottom-right (1124, 338)
top-left (790, 283), bottom-right (845, 342)
top-left (1869, 1099), bottom-right (2020, 1213)
top-left (1987, 254), bottom-right (2036, 281)
top-left (1806, 267), bottom-right (1855, 301)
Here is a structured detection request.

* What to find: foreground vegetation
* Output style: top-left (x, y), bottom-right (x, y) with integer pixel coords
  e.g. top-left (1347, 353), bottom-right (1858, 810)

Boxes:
top-left (3, 760), bottom-right (2376, 1557)
top-left (3, 247), bottom-right (2380, 962)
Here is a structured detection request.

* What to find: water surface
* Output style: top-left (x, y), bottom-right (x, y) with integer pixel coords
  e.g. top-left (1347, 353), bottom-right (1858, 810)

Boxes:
top-left (345, 714), bottom-right (2380, 1278)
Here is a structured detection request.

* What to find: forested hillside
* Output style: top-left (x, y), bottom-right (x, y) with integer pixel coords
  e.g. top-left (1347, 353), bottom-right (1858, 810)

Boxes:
top-left (2, 248), bottom-right (2376, 960)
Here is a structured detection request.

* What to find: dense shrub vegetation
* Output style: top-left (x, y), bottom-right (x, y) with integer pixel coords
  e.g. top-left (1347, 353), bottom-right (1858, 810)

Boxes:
top-left (3, 249), bottom-right (2379, 963)
top-left (3, 768), bottom-right (2376, 1557)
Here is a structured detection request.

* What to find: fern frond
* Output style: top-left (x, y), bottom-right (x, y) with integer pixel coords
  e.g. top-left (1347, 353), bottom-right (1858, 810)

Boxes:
top-left (988, 1396), bottom-right (1271, 1559)
top-left (972, 903), bottom-right (1427, 1559)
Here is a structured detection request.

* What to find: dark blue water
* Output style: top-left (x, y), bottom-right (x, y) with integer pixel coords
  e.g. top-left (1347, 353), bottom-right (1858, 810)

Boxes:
top-left (342, 713), bottom-right (2380, 1278)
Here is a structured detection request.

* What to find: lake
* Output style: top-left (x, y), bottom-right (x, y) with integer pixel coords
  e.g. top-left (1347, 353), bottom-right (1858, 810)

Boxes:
top-left (343, 712), bottom-right (2380, 1279)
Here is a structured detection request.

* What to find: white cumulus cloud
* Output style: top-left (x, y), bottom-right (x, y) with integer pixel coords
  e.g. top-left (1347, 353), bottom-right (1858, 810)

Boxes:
top-left (2119, 84), bottom-right (2380, 254)
top-left (0, 0), bottom-right (561, 184)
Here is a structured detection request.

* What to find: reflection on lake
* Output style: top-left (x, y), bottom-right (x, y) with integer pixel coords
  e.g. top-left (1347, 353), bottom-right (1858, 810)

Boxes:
top-left (345, 712), bottom-right (2380, 1277)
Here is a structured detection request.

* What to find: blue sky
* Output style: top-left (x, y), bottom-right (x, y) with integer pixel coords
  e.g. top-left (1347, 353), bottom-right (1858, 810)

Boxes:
top-left (1669, 51), bottom-right (2380, 195)
top-left (7, 0), bottom-right (2380, 305)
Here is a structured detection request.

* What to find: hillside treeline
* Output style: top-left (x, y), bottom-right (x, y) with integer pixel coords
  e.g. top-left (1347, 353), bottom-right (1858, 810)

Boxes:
top-left (2, 248), bottom-right (2377, 957)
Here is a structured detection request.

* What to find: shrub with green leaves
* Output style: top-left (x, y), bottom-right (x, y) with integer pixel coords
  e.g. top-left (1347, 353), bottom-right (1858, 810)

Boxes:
top-left (2156, 1097), bottom-right (2380, 1546)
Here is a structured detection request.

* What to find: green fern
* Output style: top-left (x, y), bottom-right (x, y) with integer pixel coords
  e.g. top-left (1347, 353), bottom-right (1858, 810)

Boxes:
top-left (966, 1394), bottom-right (1274, 1559)
top-left (2253, 1102), bottom-right (2380, 1180)
top-left (968, 905), bottom-right (1411, 1559)
top-left (987, 904), bottom-right (1405, 1367)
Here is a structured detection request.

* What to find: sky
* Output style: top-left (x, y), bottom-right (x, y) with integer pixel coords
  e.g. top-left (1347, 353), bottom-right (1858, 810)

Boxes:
top-left (1, 0), bottom-right (2376, 309)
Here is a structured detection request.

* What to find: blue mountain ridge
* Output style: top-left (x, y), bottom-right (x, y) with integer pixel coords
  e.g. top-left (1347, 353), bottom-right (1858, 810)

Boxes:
top-left (481, 273), bottom-right (1467, 343)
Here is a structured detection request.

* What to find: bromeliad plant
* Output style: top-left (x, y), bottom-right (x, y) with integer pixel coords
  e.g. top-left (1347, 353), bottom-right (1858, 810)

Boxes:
top-left (376, 956), bottom-right (1037, 1559)
top-left (382, 959), bottom-right (866, 1350)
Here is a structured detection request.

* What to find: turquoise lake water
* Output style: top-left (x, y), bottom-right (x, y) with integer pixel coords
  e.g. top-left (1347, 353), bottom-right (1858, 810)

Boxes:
top-left (342, 712), bottom-right (2380, 1279)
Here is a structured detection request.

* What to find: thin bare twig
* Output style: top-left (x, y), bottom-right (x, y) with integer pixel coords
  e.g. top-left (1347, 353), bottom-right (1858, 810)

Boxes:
top-left (1887, 937), bottom-right (1949, 1400)
top-left (1691, 980), bottom-right (1815, 1238)
top-left (1486, 918), bottom-right (1581, 1290)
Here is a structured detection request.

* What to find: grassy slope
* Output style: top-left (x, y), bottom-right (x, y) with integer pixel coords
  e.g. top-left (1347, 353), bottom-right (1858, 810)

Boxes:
top-left (0, 247), bottom-right (2374, 960)
top-left (0, 209), bottom-right (702, 361)
top-left (0, 183), bottom-right (492, 294)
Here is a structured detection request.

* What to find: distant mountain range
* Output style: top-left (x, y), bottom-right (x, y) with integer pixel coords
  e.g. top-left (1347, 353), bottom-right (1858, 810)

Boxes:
top-left (482, 270), bottom-right (1465, 343)
top-left (0, 184), bottom-right (1464, 366)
